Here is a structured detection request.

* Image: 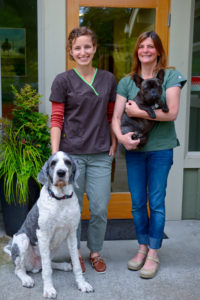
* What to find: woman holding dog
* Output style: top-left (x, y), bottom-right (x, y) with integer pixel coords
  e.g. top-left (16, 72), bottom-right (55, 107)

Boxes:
top-left (112, 31), bottom-right (186, 279)
top-left (49, 27), bottom-right (123, 274)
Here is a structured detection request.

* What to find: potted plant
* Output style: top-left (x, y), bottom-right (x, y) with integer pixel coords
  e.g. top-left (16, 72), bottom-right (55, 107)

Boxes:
top-left (0, 84), bottom-right (51, 236)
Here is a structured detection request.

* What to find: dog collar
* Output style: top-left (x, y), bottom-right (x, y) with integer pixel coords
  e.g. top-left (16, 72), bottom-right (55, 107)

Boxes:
top-left (48, 188), bottom-right (73, 200)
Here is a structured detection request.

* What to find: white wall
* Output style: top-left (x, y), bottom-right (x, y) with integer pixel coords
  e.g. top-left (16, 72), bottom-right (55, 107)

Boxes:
top-left (166, 0), bottom-right (194, 219)
top-left (37, 0), bottom-right (66, 117)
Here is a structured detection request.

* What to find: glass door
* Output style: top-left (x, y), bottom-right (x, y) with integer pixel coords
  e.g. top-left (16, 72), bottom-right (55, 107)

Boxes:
top-left (79, 7), bottom-right (155, 83)
top-left (66, 0), bottom-right (170, 219)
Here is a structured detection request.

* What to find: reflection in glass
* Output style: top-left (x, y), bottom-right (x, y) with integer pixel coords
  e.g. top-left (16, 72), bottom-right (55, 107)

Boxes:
top-left (0, 0), bottom-right (38, 118)
top-left (80, 7), bottom-right (155, 82)
top-left (79, 7), bottom-right (155, 192)
top-left (188, 0), bottom-right (200, 151)
top-left (0, 28), bottom-right (26, 77)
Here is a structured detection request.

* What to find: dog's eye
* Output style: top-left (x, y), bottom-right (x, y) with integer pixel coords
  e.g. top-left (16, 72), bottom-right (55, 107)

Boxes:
top-left (50, 160), bottom-right (56, 167)
top-left (64, 160), bottom-right (72, 167)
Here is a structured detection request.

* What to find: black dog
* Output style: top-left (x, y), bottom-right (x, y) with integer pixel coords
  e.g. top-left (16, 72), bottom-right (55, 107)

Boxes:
top-left (121, 69), bottom-right (169, 148)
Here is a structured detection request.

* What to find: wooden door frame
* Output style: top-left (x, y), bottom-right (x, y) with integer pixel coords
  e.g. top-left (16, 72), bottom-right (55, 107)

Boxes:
top-left (66, 0), bottom-right (170, 70)
top-left (66, 0), bottom-right (171, 220)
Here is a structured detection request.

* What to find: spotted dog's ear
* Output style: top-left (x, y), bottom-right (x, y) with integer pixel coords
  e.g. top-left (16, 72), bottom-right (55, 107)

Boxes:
top-left (37, 159), bottom-right (49, 186)
top-left (69, 157), bottom-right (80, 187)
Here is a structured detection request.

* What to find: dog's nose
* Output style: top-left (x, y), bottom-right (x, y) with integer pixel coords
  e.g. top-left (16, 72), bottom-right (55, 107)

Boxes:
top-left (57, 169), bottom-right (66, 177)
top-left (150, 90), bottom-right (157, 98)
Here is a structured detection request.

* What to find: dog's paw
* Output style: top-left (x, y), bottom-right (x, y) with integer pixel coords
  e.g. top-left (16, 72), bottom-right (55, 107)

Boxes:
top-left (62, 262), bottom-right (72, 272)
top-left (43, 286), bottom-right (57, 299)
top-left (22, 276), bottom-right (35, 288)
top-left (78, 280), bottom-right (94, 293)
top-left (149, 111), bottom-right (156, 119)
top-left (31, 267), bottom-right (41, 273)
top-left (51, 261), bottom-right (72, 272)
top-left (132, 132), bottom-right (139, 140)
top-left (162, 106), bottom-right (169, 113)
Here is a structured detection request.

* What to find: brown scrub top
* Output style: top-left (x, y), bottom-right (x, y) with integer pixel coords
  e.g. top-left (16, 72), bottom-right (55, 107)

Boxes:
top-left (49, 68), bottom-right (116, 154)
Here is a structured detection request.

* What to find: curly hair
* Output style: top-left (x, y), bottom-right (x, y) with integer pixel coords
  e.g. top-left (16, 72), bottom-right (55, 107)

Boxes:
top-left (67, 27), bottom-right (97, 60)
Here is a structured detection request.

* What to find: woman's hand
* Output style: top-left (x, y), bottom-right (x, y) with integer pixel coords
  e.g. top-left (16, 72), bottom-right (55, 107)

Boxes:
top-left (109, 124), bottom-right (118, 158)
top-left (119, 132), bottom-right (140, 151)
top-left (112, 94), bottom-right (140, 151)
top-left (109, 143), bottom-right (117, 157)
top-left (125, 100), bottom-right (141, 117)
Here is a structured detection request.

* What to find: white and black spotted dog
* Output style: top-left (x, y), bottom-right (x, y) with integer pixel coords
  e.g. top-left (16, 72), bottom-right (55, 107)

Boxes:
top-left (5, 151), bottom-right (93, 298)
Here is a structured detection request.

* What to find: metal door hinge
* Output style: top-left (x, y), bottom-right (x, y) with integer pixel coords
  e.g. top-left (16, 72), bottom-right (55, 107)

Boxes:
top-left (168, 13), bottom-right (171, 27)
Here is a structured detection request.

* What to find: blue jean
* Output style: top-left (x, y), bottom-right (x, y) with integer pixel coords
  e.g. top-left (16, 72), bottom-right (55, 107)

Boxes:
top-left (71, 152), bottom-right (113, 252)
top-left (126, 149), bottom-right (173, 249)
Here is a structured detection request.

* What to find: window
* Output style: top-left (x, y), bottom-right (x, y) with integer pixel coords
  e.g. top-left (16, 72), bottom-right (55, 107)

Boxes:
top-left (188, 0), bottom-right (200, 151)
top-left (0, 0), bottom-right (38, 118)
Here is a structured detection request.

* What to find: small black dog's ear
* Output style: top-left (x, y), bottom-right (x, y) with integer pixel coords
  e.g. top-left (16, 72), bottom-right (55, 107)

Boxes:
top-left (37, 159), bottom-right (49, 186)
top-left (156, 69), bottom-right (165, 83)
top-left (133, 73), bottom-right (144, 88)
top-left (69, 157), bottom-right (80, 187)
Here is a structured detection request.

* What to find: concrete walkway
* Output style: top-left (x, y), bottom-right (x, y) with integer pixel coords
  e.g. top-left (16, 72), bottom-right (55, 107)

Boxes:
top-left (0, 219), bottom-right (200, 300)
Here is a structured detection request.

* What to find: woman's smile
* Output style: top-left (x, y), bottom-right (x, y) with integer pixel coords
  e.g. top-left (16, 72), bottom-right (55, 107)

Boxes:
top-left (70, 35), bottom-right (96, 66)
top-left (138, 37), bottom-right (159, 65)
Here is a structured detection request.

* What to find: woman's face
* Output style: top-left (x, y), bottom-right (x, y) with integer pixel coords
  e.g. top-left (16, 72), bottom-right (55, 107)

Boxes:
top-left (137, 37), bottom-right (159, 66)
top-left (70, 35), bottom-right (96, 67)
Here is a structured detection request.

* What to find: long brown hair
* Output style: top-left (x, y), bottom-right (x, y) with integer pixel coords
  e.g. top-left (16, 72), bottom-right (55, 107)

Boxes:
top-left (132, 31), bottom-right (167, 76)
top-left (67, 27), bottom-right (97, 60)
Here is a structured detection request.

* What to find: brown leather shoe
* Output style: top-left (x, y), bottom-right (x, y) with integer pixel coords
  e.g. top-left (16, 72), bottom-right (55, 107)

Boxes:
top-left (89, 254), bottom-right (106, 273)
top-left (79, 256), bottom-right (86, 273)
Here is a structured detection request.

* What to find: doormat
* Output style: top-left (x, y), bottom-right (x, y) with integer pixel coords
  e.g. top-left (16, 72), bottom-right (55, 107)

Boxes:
top-left (81, 219), bottom-right (168, 241)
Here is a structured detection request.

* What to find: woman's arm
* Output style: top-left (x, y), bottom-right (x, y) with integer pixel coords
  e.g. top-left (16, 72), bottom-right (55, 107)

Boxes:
top-left (50, 102), bottom-right (64, 154)
top-left (51, 127), bottom-right (61, 154)
top-left (112, 94), bottom-right (140, 151)
top-left (109, 125), bottom-right (117, 157)
top-left (107, 101), bottom-right (117, 157)
top-left (125, 86), bottom-right (181, 121)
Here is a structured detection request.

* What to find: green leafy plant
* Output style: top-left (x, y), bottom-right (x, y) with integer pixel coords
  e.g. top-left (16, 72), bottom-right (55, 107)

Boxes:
top-left (0, 84), bottom-right (51, 204)
top-left (11, 84), bottom-right (51, 162)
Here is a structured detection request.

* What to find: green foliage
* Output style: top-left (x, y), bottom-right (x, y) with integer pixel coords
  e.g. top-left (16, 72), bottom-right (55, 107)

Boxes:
top-left (0, 84), bottom-right (51, 204)
top-left (11, 84), bottom-right (51, 162)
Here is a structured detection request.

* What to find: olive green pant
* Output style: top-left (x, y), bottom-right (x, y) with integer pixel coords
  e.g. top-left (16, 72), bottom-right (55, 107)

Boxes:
top-left (71, 152), bottom-right (113, 252)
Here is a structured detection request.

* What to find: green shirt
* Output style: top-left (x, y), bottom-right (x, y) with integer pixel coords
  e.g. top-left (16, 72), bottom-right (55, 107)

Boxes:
top-left (117, 69), bottom-right (187, 152)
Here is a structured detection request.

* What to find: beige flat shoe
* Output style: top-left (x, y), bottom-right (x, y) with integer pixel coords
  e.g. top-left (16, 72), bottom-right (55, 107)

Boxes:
top-left (140, 255), bottom-right (159, 279)
top-left (127, 249), bottom-right (148, 271)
